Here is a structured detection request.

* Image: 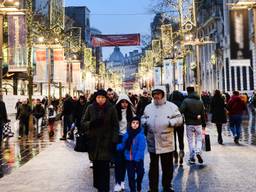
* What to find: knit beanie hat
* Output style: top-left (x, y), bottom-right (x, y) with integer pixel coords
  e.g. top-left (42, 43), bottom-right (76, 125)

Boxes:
top-left (95, 89), bottom-right (107, 98)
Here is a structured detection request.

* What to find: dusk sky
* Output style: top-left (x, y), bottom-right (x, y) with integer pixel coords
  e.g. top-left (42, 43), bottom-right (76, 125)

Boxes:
top-left (64, 0), bottom-right (155, 59)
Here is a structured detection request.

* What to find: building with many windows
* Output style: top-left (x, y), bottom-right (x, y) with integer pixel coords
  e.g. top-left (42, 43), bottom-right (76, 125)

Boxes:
top-left (65, 6), bottom-right (91, 46)
top-left (188, 0), bottom-right (255, 94)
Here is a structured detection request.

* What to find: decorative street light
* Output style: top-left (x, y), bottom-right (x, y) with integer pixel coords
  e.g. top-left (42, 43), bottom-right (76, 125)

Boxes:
top-left (184, 34), bottom-right (215, 94)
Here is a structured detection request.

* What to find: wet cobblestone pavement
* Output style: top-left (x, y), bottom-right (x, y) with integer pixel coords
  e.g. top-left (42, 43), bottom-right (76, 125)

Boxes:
top-left (0, 115), bottom-right (62, 178)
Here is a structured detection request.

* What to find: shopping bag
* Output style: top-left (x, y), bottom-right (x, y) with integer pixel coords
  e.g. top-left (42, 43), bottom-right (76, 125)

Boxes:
top-left (202, 131), bottom-right (211, 152)
top-left (204, 134), bottom-right (211, 151)
top-left (3, 122), bottom-right (14, 138)
top-left (74, 133), bottom-right (88, 152)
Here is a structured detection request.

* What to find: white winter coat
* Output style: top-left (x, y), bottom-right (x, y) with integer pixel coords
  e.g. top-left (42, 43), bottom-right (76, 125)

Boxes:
top-left (141, 87), bottom-right (183, 154)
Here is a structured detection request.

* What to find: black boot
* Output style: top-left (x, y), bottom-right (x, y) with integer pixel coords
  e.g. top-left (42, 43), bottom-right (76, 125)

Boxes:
top-left (216, 124), bottom-right (223, 144)
top-left (179, 150), bottom-right (184, 165)
top-left (218, 135), bottom-right (223, 144)
top-left (173, 151), bottom-right (178, 164)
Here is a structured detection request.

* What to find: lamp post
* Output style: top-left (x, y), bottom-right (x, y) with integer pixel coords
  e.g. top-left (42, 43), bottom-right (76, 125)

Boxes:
top-left (27, 0), bottom-right (33, 106)
top-left (68, 58), bottom-right (72, 95)
top-left (184, 37), bottom-right (215, 94)
top-left (0, 13), bottom-right (3, 99)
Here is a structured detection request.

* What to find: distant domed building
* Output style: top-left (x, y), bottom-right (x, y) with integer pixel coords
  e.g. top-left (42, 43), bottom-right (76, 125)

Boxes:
top-left (107, 46), bottom-right (142, 91)
top-left (107, 46), bottom-right (125, 69)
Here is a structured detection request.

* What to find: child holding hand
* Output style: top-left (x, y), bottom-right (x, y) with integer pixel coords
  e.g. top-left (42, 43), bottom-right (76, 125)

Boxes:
top-left (117, 116), bottom-right (146, 192)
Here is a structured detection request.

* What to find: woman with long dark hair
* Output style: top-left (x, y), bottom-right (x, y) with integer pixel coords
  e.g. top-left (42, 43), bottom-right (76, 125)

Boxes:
top-left (114, 94), bottom-right (135, 192)
top-left (210, 90), bottom-right (227, 144)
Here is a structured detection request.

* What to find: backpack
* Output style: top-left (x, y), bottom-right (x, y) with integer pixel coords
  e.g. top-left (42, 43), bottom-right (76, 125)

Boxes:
top-left (48, 108), bottom-right (54, 117)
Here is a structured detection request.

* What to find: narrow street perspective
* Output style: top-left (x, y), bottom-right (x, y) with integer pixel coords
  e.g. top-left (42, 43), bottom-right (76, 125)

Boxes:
top-left (1, 0), bottom-right (256, 192)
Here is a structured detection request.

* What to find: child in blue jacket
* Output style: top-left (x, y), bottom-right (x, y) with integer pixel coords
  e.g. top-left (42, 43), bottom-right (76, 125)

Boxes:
top-left (117, 116), bottom-right (146, 192)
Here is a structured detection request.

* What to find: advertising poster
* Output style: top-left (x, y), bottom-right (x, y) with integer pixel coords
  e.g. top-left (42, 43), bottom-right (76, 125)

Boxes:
top-left (53, 49), bottom-right (66, 83)
top-left (163, 59), bottom-right (173, 85)
top-left (34, 48), bottom-right (47, 82)
top-left (154, 67), bottom-right (161, 86)
top-left (229, 9), bottom-right (251, 66)
top-left (8, 15), bottom-right (27, 72)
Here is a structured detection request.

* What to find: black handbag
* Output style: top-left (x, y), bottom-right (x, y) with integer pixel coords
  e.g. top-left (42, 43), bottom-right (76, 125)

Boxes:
top-left (203, 134), bottom-right (211, 151)
top-left (74, 133), bottom-right (88, 152)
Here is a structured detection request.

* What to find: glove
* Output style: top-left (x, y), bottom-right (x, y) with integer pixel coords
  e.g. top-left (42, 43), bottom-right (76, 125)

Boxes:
top-left (143, 123), bottom-right (148, 136)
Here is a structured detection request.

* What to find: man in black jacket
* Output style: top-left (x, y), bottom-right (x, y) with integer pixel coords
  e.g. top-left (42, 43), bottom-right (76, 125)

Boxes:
top-left (180, 87), bottom-right (206, 164)
top-left (60, 94), bottom-right (74, 140)
top-left (32, 99), bottom-right (45, 137)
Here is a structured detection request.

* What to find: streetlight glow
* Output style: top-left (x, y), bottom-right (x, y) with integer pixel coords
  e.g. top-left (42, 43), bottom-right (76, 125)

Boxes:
top-left (38, 36), bottom-right (44, 43)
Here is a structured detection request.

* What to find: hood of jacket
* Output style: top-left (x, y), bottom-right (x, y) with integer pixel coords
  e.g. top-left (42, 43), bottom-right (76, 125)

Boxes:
top-left (152, 85), bottom-right (167, 104)
top-left (116, 94), bottom-right (134, 106)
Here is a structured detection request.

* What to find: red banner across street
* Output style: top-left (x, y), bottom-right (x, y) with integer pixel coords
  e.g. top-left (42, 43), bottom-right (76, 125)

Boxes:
top-left (92, 34), bottom-right (140, 47)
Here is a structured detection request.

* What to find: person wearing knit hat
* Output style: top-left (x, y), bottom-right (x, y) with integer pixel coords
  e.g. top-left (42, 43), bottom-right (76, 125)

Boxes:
top-left (117, 116), bottom-right (146, 192)
top-left (81, 88), bottom-right (119, 192)
top-left (95, 89), bottom-right (107, 98)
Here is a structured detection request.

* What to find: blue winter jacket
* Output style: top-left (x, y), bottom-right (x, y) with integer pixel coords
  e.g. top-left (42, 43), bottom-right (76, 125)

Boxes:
top-left (116, 129), bottom-right (146, 162)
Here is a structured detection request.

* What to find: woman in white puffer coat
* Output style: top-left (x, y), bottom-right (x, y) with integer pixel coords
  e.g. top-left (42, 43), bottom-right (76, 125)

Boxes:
top-left (141, 86), bottom-right (183, 192)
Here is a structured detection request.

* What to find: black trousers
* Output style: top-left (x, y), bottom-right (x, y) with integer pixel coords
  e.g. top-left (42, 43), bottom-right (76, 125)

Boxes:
top-left (19, 118), bottom-right (29, 136)
top-left (174, 125), bottom-right (184, 151)
top-left (149, 152), bottom-right (173, 192)
top-left (63, 115), bottom-right (72, 137)
top-left (93, 160), bottom-right (110, 192)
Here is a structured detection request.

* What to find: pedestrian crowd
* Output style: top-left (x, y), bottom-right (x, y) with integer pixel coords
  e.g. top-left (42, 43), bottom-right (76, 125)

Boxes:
top-left (0, 86), bottom-right (254, 192)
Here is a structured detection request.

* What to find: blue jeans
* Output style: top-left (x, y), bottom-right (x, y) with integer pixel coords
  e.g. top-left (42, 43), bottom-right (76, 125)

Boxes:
top-left (126, 160), bottom-right (144, 192)
top-left (229, 115), bottom-right (242, 139)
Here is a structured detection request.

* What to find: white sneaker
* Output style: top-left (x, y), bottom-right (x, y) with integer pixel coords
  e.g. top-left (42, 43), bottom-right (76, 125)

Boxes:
top-left (114, 183), bottom-right (121, 192)
top-left (120, 181), bottom-right (125, 190)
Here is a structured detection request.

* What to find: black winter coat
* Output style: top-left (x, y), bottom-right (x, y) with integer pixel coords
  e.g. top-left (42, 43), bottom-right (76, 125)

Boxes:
top-left (180, 92), bottom-right (206, 127)
top-left (81, 101), bottom-right (119, 161)
top-left (210, 96), bottom-right (227, 124)
top-left (0, 101), bottom-right (8, 124)
top-left (32, 104), bottom-right (45, 119)
top-left (136, 96), bottom-right (151, 117)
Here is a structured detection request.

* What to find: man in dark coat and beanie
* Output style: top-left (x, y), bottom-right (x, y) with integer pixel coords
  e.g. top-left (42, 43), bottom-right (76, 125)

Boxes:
top-left (136, 90), bottom-right (151, 118)
top-left (81, 89), bottom-right (119, 192)
top-left (60, 94), bottom-right (74, 140)
top-left (180, 86), bottom-right (206, 164)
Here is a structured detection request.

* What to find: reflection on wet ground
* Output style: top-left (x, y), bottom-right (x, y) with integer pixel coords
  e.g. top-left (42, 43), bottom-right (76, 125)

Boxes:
top-left (221, 110), bottom-right (256, 145)
top-left (1, 109), bottom-right (256, 179)
top-left (0, 117), bottom-right (62, 178)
